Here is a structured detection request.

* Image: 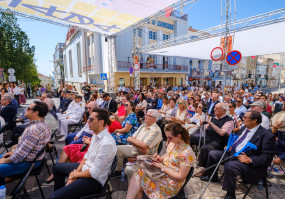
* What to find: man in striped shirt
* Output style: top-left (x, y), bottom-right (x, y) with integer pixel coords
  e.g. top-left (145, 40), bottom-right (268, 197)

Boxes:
top-left (0, 101), bottom-right (51, 185)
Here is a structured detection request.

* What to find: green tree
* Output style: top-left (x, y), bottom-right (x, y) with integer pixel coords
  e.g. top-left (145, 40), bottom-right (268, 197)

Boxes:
top-left (0, 11), bottom-right (40, 84)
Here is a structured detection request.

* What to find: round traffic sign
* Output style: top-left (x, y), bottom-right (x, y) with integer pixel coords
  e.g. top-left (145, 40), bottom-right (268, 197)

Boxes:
top-left (226, 50), bottom-right (242, 65)
top-left (210, 47), bottom-right (224, 61)
top-left (134, 63), bottom-right (140, 71)
top-left (129, 66), bottom-right (133, 74)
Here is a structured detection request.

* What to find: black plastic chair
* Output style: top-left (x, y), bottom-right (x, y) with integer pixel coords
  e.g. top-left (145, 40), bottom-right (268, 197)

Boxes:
top-left (46, 129), bottom-right (59, 166)
top-left (143, 167), bottom-right (194, 199)
top-left (157, 141), bottom-right (164, 155)
top-left (67, 113), bottom-right (85, 134)
top-left (9, 148), bottom-right (46, 199)
top-left (0, 123), bottom-right (10, 153)
top-left (80, 156), bottom-right (118, 199)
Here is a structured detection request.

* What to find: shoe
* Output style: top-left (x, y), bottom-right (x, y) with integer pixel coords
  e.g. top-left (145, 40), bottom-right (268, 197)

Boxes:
top-left (41, 178), bottom-right (54, 184)
top-left (224, 192), bottom-right (236, 199)
top-left (200, 175), bottom-right (219, 182)
top-left (58, 136), bottom-right (66, 142)
top-left (110, 171), bottom-right (121, 179)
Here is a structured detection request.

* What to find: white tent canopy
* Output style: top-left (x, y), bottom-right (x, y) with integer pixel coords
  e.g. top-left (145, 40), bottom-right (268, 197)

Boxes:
top-left (0, 0), bottom-right (179, 35)
top-left (146, 21), bottom-right (285, 59)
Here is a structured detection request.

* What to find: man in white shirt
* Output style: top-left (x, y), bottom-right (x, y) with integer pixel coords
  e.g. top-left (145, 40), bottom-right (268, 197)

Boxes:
top-left (249, 101), bottom-right (270, 129)
top-left (65, 101), bottom-right (97, 145)
top-left (50, 108), bottom-right (116, 199)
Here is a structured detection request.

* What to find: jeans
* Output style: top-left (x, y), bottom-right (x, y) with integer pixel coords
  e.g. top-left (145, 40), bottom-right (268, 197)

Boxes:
top-left (65, 132), bottom-right (92, 145)
top-left (50, 162), bottom-right (102, 199)
top-left (0, 154), bottom-right (41, 185)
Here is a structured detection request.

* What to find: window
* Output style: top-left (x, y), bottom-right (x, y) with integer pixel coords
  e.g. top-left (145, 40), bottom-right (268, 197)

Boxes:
top-left (77, 42), bottom-right (82, 77)
top-left (69, 50), bottom-right (73, 77)
top-left (163, 34), bottom-right (169, 40)
top-left (149, 31), bottom-right (156, 40)
top-left (119, 78), bottom-right (125, 86)
top-left (63, 55), bottom-right (67, 78)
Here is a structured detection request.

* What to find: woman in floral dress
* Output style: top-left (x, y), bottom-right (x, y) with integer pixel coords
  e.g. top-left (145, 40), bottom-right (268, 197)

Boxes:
top-left (126, 122), bottom-right (196, 199)
top-left (112, 101), bottom-right (139, 145)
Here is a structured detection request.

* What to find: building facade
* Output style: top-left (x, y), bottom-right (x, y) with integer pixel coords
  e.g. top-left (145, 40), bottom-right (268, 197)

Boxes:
top-left (63, 27), bottom-right (104, 91)
top-left (53, 43), bottom-right (65, 88)
top-left (38, 73), bottom-right (52, 86)
top-left (115, 11), bottom-right (189, 87)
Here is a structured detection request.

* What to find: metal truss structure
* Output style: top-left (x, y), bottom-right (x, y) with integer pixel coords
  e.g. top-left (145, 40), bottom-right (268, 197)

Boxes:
top-left (113, 0), bottom-right (198, 37)
top-left (140, 8), bottom-right (285, 54)
top-left (107, 36), bottom-right (116, 92)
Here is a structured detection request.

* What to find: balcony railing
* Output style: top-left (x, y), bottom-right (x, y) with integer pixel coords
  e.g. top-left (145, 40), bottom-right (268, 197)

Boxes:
top-left (117, 61), bottom-right (188, 72)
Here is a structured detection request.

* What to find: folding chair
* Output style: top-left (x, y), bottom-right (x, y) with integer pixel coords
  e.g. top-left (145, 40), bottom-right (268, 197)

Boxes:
top-left (0, 123), bottom-right (10, 153)
top-left (8, 148), bottom-right (47, 199)
top-left (46, 129), bottom-right (59, 166)
top-left (80, 156), bottom-right (118, 199)
top-left (268, 155), bottom-right (285, 177)
top-left (143, 167), bottom-right (195, 199)
top-left (67, 113), bottom-right (85, 134)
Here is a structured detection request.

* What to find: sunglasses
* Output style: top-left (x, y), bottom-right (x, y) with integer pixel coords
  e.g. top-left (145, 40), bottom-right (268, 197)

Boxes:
top-left (177, 102), bottom-right (183, 105)
top-left (26, 107), bottom-right (34, 111)
top-left (87, 117), bottom-right (95, 122)
top-left (124, 104), bottom-right (129, 107)
top-left (237, 101), bottom-right (242, 103)
top-left (197, 106), bottom-right (203, 108)
top-left (146, 114), bottom-right (155, 118)
top-left (228, 106), bottom-right (233, 108)
top-left (87, 107), bottom-right (92, 109)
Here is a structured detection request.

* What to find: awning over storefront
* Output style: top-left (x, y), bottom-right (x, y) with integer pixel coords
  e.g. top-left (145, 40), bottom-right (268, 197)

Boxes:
top-left (0, 0), bottom-right (179, 35)
top-left (146, 20), bottom-right (285, 59)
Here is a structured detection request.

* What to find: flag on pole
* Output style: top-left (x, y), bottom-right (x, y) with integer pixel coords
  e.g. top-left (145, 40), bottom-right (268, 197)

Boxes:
top-left (165, 6), bottom-right (173, 17)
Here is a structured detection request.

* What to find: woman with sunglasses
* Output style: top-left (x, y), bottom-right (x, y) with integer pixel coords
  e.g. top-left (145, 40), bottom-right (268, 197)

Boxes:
top-left (136, 93), bottom-right (147, 122)
top-left (112, 101), bottom-right (139, 145)
top-left (228, 102), bottom-right (242, 132)
top-left (185, 102), bottom-right (208, 135)
top-left (172, 99), bottom-right (187, 125)
top-left (126, 122), bottom-right (196, 199)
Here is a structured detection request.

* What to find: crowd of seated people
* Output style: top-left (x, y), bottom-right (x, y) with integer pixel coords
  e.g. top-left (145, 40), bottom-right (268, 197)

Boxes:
top-left (0, 82), bottom-right (284, 199)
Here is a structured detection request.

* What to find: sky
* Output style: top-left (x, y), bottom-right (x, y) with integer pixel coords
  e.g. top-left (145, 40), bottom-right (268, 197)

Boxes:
top-left (15, 0), bottom-right (285, 77)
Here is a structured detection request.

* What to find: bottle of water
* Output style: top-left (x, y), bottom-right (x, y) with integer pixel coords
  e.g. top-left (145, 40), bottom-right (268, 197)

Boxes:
top-left (258, 181), bottom-right (263, 190)
top-left (0, 185), bottom-right (6, 199)
top-left (120, 169), bottom-right (126, 181)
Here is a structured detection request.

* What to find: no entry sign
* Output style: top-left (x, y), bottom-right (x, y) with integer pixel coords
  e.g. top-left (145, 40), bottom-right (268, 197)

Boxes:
top-left (210, 47), bottom-right (224, 61)
top-left (226, 50), bottom-right (242, 65)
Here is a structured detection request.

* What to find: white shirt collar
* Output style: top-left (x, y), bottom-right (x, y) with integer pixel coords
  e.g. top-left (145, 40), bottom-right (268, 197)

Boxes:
top-left (95, 128), bottom-right (108, 139)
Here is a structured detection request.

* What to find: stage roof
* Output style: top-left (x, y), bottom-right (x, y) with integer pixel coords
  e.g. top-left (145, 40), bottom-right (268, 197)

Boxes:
top-left (0, 0), bottom-right (179, 35)
top-left (146, 20), bottom-right (285, 59)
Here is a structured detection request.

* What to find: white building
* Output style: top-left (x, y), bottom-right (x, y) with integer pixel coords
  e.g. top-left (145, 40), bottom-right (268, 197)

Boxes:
top-left (63, 27), bottom-right (105, 91)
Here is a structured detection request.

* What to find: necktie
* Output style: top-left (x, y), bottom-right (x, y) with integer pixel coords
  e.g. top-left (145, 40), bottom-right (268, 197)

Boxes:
top-left (231, 129), bottom-right (250, 151)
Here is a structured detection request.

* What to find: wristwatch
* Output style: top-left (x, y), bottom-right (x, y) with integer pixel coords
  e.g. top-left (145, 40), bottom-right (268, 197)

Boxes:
top-left (161, 166), bottom-right (166, 172)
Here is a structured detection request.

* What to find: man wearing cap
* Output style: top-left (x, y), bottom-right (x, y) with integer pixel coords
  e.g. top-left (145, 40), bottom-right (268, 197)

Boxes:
top-left (57, 91), bottom-right (72, 113)
top-left (250, 101), bottom-right (270, 129)
top-left (57, 94), bottom-right (86, 141)
top-left (111, 109), bottom-right (162, 180)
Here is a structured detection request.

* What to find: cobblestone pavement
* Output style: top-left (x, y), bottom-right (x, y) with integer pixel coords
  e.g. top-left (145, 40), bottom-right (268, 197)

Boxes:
top-left (2, 97), bottom-right (285, 199)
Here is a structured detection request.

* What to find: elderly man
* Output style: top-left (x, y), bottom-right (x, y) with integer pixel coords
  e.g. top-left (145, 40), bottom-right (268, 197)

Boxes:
top-left (249, 101), bottom-right (270, 129)
top-left (191, 103), bottom-right (234, 168)
top-left (111, 109), bottom-right (162, 180)
top-left (202, 111), bottom-right (275, 199)
top-left (0, 94), bottom-right (17, 131)
top-left (0, 101), bottom-right (51, 185)
top-left (65, 101), bottom-right (97, 145)
top-left (57, 94), bottom-right (85, 141)
top-left (49, 108), bottom-right (116, 199)
top-left (208, 93), bottom-right (220, 115)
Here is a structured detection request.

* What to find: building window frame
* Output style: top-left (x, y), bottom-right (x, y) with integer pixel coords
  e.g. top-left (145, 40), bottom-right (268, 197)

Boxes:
top-left (63, 55), bottom-right (67, 78)
top-left (69, 50), bottom-right (73, 77)
top-left (119, 78), bottom-right (125, 86)
top-left (149, 31), bottom-right (156, 40)
top-left (77, 42), bottom-right (82, 77)
top-left (163, 34), bottom-right (169, 40)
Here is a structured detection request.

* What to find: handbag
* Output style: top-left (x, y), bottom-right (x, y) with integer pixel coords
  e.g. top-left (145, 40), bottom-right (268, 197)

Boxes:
top-left (133, 155), bottom-right (165, 180)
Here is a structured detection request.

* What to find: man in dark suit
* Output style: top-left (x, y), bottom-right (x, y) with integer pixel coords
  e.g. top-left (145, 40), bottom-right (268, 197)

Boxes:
top-left (202, 92), bottom-right (212, 108)
top-left (0, 94), bottom-right (17, 131)
top-left (102, 93), bottom-right (117, 114)
top-left (208, 93), bottom-right (220, 116)
top-left (57, 91), bottom-right (72, 113)
top-left (201, 110), bottom-right (275, 199)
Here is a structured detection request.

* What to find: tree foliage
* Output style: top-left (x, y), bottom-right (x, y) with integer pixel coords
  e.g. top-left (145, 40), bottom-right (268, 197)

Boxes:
top-left (0, 11), bottom-right (40, 85)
